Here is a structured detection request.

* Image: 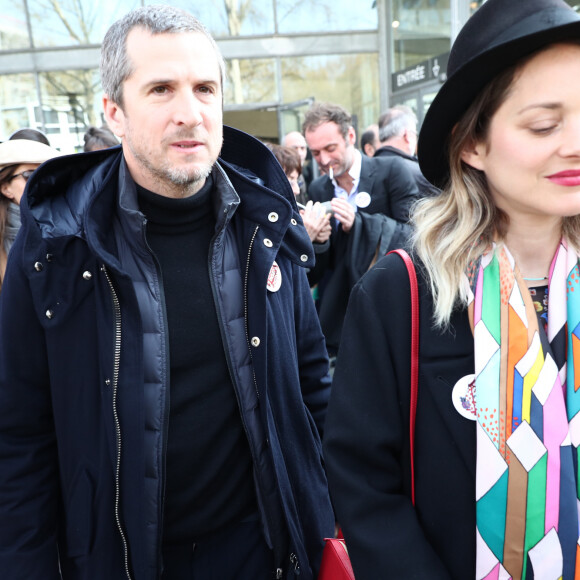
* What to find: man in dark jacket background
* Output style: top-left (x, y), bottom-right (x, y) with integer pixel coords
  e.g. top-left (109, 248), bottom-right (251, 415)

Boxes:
top-left (0, 5), bottom-right (334, 580)
top-left (374, 105), bottom-right (439, 197)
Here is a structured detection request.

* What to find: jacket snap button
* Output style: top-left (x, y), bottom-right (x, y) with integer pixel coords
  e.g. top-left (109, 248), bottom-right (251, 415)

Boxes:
top-left (251, 336), bottom-right (261, 347)
top-left (263, 238), bottom-right (273, 248)
top-left (300, 254), bottom-right (308, 262)
top-left (82, 271), bottom-right (93, 280)
top-left (46, 254), bottom-right (53, 262)
top-left (34, 262), bottom-right (44, 272)
top-left (45, 309), bottom-right (54, 319)
top-left (268, 212), bottom-right (278, 223)
top-left (291, 218), bottom-right (297, 226)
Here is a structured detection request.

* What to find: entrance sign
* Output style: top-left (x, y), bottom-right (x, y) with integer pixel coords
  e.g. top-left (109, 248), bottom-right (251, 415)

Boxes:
top-left (392, 52), bottom-right (449, 93)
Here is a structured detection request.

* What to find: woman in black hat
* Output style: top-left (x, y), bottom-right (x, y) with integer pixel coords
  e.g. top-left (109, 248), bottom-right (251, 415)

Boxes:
top-left (323, 0), bottom-right (580, 579)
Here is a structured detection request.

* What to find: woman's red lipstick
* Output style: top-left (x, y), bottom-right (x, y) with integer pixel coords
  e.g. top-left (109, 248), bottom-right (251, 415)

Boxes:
top-left (547, 170), bottom-right (580, 186)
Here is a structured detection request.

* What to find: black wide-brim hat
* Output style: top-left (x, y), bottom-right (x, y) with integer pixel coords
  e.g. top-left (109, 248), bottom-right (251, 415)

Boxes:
top-left (418, 0), bottom-right (580, 190)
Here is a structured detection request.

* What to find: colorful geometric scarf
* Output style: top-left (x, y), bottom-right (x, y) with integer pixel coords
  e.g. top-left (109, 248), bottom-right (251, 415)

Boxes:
top-left (467, 240), bottom-right (580, 580)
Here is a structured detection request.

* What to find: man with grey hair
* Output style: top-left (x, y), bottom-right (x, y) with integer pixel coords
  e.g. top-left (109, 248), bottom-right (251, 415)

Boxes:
top-left (375, 105), bottom-right (439, 197)
top-left (0, 5), bottom-right (334, 580)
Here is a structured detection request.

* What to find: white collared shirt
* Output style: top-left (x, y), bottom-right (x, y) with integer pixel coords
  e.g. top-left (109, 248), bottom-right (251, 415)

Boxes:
top-left (331, 149), bottom-right (362, 211)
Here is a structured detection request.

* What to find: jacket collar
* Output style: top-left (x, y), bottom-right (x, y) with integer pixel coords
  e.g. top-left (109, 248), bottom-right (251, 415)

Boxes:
top-left (375, 145), bottom-right (417, 163)
top-left (357, 152), bottom-right (377, 197)
top-left (217, 157), bottom-right (315, 268)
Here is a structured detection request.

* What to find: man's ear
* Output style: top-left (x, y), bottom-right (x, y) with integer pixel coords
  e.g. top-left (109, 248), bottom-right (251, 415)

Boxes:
top-left (347, 126), bottom-right (356, 147)
top-left (460, 139), bottom-right (486, 171)
top-left (103, 95), bottom-right (125, 139)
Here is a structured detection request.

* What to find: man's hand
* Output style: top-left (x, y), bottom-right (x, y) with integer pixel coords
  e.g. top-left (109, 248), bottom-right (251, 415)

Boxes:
top-left (300, 201), bottom-right (332, 243)
top-left (330, 198), bottom-right (355, 233)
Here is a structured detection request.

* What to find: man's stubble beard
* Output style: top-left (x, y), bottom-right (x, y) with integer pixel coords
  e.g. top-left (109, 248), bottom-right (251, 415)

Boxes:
top-left (132, 145), bottom-right (214, 197)
top-left (123, 122), bottom-right (221, 197)
top-left (139, 150), bottom-right (213, 190)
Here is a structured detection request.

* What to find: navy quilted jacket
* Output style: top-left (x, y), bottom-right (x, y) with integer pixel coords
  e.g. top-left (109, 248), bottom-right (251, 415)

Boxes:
top-left (0, 126), bottom-right (334, 579)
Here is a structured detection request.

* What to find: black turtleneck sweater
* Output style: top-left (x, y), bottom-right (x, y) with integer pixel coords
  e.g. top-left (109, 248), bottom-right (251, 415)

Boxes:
top-left (137, 176), bottom-right (257, 544)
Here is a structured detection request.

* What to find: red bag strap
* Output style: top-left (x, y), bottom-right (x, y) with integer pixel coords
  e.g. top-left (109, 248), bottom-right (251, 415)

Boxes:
top-left (387, 249), bottom-right (419, 506)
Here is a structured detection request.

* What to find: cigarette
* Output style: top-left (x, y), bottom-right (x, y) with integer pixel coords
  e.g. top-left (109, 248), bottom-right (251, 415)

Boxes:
top-left (329, 167), bottom-right (334, 180)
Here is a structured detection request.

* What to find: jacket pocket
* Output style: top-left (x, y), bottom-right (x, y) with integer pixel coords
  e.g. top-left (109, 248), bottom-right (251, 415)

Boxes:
top-left (64, 469), bottom-right (94, 557)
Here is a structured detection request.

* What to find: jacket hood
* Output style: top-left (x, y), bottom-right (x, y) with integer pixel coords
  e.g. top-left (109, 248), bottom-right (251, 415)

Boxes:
top-left (220, 125), bottom-right (298, 207)
top-left (24, 126), bottom-right (298, 235)
top-left (21, 125), bottom-right (314, 266)
top-left (23, 143), bottom-right (122, 239)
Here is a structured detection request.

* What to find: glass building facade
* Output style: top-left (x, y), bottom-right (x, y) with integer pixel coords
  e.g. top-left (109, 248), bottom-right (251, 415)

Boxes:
top-left (0, 0), bottom-right (578, 151)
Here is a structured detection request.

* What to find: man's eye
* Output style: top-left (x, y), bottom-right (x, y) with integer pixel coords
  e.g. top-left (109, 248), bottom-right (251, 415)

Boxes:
top-left (152, 86), bottom-right (168, 94)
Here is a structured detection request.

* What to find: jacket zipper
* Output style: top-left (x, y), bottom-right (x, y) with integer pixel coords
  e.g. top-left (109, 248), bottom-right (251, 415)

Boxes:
top-left (241, 225), bottom-right (290, 573)
top-left (290, 552), bottom-right (301, 575)
top-left (102, 265), bottom-right (133, 580)
top-left (243, 225), bottom-right (261, 400)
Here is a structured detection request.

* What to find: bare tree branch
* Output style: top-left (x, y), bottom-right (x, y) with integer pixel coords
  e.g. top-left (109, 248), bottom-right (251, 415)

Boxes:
top-left (45, 0), bottom-right (82, 43)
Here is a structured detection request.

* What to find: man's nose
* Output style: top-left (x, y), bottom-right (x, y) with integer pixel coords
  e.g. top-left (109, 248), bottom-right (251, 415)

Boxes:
top-left (173, 90), bottom-right (203, 127)
top-left (319, 151), bottom-right (331, 167)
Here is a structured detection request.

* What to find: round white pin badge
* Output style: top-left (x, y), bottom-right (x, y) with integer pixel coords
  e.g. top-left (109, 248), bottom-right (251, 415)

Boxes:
top-left (355, 191), bottom-right (371, 208)
top-left (452, 374), bottom-right (477, 421)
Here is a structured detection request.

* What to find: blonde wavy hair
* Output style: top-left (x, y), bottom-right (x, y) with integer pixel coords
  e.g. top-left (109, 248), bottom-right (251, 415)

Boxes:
top-left (412, 51), bottom-right (580, 328)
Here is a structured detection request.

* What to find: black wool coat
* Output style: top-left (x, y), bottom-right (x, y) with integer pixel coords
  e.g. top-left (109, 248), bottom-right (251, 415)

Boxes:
top-left (323, 252), bottom-right (477, 579)
top-left (373, 145), bottom-right (441, 198)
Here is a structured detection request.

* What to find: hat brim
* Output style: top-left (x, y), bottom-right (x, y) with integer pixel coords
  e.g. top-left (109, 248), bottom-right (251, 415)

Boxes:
top-left (0, 139), bottom-right (61, 171)
top-left (418, 20), bottom-right (580, 190)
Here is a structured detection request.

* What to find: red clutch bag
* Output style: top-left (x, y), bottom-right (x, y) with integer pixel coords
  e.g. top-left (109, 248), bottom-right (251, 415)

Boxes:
top-left (318, 538), bottom-right (355, 580)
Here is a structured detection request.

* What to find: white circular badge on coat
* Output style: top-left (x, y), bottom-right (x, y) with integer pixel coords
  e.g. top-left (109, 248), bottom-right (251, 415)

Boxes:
top-left (452, 374), bottom-right (477, 421)
top-left (267, 261), bottom-right (282, 292)
top-left (355, 191), bottom-right (371, 208)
